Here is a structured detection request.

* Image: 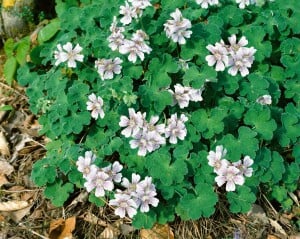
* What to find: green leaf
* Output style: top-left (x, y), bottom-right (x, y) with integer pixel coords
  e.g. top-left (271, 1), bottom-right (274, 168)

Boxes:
top-left (175, 183), bottom-right (217, 220)
top-left (38, 19), bottom-right (61, 43)
top-left (4, 57), bottom-right (17, 85)
top-left (244, 106), bottom-right (277, 140)
top-left (191, 107), bottom-right (227, 139)
top-left (227, 186), bottom-right (256, 213)
top-left (16, 37), bottom-right (30, 65)
top-left (4, 38), bottom-right (15, 57)
top-left (146, 149), bottom-right (188, 186)
top-left (256, 148), bottom-right (285, 184)
top-left (220, 126), bottom-right (259, 161)
top-left (132, 211), bottom-right (157, 229)
top-left (280, 112), bottom-right (300, 146)
top-left (89, 194), bottom-right (106, 207)
top-left (44, 179), bottom-right (74, 206)
top-left (0, 105), bottom-right (13, 111)
top-left (31, 158), bottom-right (57, 186)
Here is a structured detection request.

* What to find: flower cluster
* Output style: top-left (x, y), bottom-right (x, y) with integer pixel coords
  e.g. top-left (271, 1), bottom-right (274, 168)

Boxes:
top-left (54, 42), bottom-right (84, 68)
top-left (108, 3), bottom-right (152, 63)
top-left (207, 145), bottom-right (254, 191)
top-left (119, 108), bottom-right (188, 156)
top-left (119, 0), bottom-right (151, 25)
top-left (86, 93), bottom-right (105, 120)
top-left (95, 57), bottom-right (123, 80)
top-left (164, 8), bottom-right (192, 45)
top-left (110, 174), bottom-right (159, 218)
top-left (195, 0), bottom-right (252, 9)
top-left (195, 0), bottom-right (219, 8)
top-left (168, 84), bottom-right (204, 109)
top-left (206, 34), bottom-right (256, 77)
top-left (76, 151), bottom-right (158, 218)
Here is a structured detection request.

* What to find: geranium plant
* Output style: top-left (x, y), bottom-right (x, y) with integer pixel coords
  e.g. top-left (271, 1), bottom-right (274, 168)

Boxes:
top-left (17, 0), bottom-right (300, 229)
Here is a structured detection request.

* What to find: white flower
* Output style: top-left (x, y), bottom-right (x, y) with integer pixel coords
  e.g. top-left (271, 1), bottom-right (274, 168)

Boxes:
top-left (119, 1), bottom-right (137, 25)
top-left (215, 166), bottom-right (245, 191)
top-left (95, 57), bottom-right (123, 80)
top-left (84, 171), bottom-right (114, 197)
top-left (207, 145), bottom-right (230, 174)
top-left (76, 151), bottom-right (97, 179)
top-left (62, 42), bottom-right (84, 68)
top-left (121, 173), bottom-right (141, 195)
top-left (233, 155), bottom-right (254, 177)
top-left (119, 108), bottom-right (145, 138)
top-left (165, 113), bottom-right (188, 144)
top-left (119, 39), bottom-right (144, 63)
top-left (236, 0), bottom-right (250, 9)
top-left (108, 32), bottom-right (125, 51)
top-left (109, 192), bottom-right (138, 218)
top-left (136, 190), bottom-right (159, 213)
top-left (256, 95), bottom-right (272, 105)
top-left (128, 0), bottom-right (151, 9)
top-left (86, 93), bottom-right (105, 119)
top-left (129, 130), bottom-right (155, 156)
top-left (195, 0), bottom-right (219, 8)
top-left (205, 43), bottom-right (229, 71)
top-left (169, 84), bottom-right (204, 109)
top-left (54, 44), bottom-right (68, 66)
top-left (164, 8), bottom-right (192, 45)
top-left (228, 34), bottom-right (248, 54)
top-left (102, 161), bottom-right (123, 183)
top-left (228, 47), bottom-right (256, 77)
top-left (144, 115), bottom-right (165, 134)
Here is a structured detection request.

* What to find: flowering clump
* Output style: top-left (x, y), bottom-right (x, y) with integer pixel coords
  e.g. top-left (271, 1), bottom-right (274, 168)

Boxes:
top-left (164, 8), bottom-right (192, 45)
top-left (208, 145), bottom-right (254, 191)
top-left (206, 35), bottom-right (256, 77)
top-left (119, 109), bottom-right (188, 156)
top-left (76, 153), bottom-right (158, 218)
top-left (54, 42), bottom-right (84, 68)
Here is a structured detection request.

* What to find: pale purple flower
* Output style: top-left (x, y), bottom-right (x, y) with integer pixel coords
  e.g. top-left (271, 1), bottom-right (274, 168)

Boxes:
top-left (228, 47), bottom-right (256, 77)
top-left (136, 190), bottom-right (159, 213)
top-left (119, 108), bottom-right (145, 138)
top-left (165, 113), bottom-right (188, 144)
top-left (121, 173), bottom-right (141, 195)
top-left (144, 115), bottom-right (165, 134)
top-left (109, 192), bottom-right (138, 218)
top-left (129, 130), bottom-right (155, 156)
top-left (128, 0), bottom-right (151, 9)
top-left (236, 0), bottom-right (250, 9)
top-left (164, 8), bottom-right (192, 45)
top-left (108, 32), bottom-right (125, 51)
top-left (84, 170), bottom-right (114, 197)
top-left (207, 145), bottom-right (230, 174)
top-left (119, 1), bottom-right (137, 25)
top-left (95, 57), bottom-right (123, 80)
top-left (76, 151), bottom-right (97, 179)
top-left (228, 34), bottom-right (248, 54)
top-left (233, 155), bottom-right (254, 177)
top-left (62, 42), bottom-right (84, 68)
top-left (54, 44), bottom-right (68, 66)
top-left (119, 39), bottom-right (145, 63)
top-left (256, 95), bottom-right (272, 105)
top-left (86, 93), bottom-right (105, 119)
top-left (215, 166), bottom-right (245, 191)
top-left (205, 43), bottom-right (229, 71)
top-left (131, 30), bottom-right (152, 54)
top-left (102, 161), bottom-right (123, 183)
top-left (168, 84), bottom-right (190, 108)
top-left (196, 0), bottom-right (219, 8)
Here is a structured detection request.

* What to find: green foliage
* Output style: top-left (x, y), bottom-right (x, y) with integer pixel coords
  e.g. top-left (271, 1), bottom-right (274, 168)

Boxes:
top-left (16, 0), bottom-right (300, 229)
top-left (3, 37), bottom-right (30, 85)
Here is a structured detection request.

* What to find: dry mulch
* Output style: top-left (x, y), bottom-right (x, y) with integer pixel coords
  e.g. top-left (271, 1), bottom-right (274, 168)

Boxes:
top-left (0, 55), bottom-right (299, 239)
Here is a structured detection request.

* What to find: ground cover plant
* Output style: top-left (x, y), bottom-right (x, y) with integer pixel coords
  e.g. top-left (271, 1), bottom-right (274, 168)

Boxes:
top-left (15, 0), bottom-right (300, 232)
